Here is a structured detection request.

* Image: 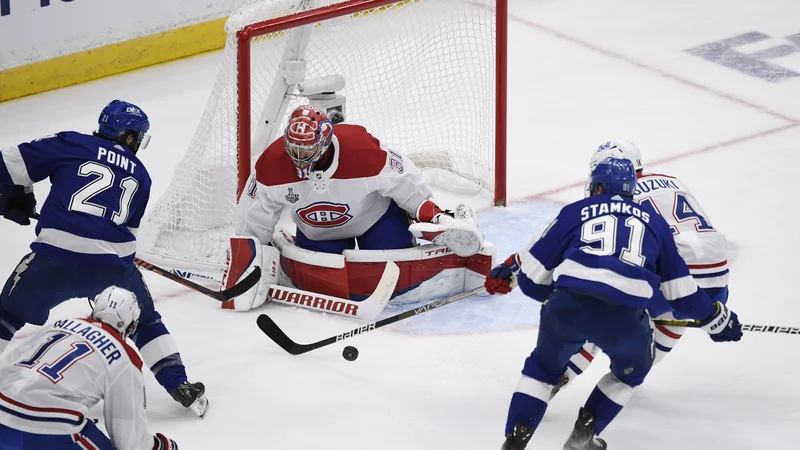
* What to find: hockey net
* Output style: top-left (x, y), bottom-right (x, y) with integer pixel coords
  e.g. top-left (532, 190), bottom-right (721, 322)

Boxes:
top-left (138, 0), bottom-right (506, 279)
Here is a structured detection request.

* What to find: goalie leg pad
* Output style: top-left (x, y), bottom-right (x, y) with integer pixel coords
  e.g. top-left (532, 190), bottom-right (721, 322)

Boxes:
top-left (221, 237), bottom-right (279, 311)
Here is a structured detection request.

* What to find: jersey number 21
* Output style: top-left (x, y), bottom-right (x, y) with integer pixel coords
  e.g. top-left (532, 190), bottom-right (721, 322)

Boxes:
top-left (69, 159), bottom-right (138, 225)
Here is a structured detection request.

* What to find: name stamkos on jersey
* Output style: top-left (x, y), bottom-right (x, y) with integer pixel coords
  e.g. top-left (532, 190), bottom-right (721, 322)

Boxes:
top-left (580, 200), bottom-right (651, 223)
top-left (296, 202), bottom-right (353, 228)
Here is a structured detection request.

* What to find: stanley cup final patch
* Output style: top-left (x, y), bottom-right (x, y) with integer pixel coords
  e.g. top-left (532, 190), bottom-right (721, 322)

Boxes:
top-left (285, 188), bottom-right (299, 204)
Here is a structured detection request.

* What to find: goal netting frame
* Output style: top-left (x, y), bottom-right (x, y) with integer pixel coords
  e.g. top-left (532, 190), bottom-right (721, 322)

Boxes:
top-left (138, 0), bottom-right (507, 280)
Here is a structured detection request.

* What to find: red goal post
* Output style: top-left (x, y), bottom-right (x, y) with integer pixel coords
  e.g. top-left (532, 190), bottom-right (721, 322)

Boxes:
top-left (139, 0), bottom-right (507, 279)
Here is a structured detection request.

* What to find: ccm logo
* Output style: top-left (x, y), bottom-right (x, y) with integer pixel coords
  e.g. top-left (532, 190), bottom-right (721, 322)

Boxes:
top-left (296, 202), bottom-right (352, 227)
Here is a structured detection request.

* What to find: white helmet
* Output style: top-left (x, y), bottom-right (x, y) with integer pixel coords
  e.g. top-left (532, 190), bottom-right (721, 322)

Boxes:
top-left (91, 286), bottom-right (141, 339)
top-left (590, 140), bottom-right (643, 172)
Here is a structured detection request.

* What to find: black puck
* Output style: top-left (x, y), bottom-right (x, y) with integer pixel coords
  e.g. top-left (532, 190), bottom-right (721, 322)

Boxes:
top-left (342, 345), bottom-right (359, 361)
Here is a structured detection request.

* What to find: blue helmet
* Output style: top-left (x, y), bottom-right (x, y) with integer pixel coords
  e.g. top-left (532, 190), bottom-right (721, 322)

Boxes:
top-left (97, 100), bottom-right (150, 152)
top-left (589, 157), bottom-right (636, 197)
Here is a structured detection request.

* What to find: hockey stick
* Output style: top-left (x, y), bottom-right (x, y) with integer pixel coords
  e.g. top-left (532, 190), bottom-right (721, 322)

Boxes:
top-left (653, 319), bottom-right (800, 335)
top-left (134, 257), bottom-right (261, 302)
top-left (257, 286), bottom-right (486, 355)
top-left (28, 214), bottom-right (260, 301)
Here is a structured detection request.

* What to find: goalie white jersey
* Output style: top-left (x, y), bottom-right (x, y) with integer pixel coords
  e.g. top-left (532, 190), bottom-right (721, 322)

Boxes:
top-left (234, 124), bottom-right (432, 244)
top-left (0, 318), bottom-right (153, 450)
top-left (633, 173), bottom-right (728, 288)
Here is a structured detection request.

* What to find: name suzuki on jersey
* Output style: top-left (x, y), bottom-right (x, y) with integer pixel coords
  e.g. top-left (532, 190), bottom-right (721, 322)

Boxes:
top-left (633, 177), bottom-right (680, 196)
top-left (580, 200), bottom-right (651, 223)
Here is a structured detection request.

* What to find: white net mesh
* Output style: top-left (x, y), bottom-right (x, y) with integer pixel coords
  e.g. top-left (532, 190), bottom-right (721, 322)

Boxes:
top-left (139, 0), bottom-right (497, 276)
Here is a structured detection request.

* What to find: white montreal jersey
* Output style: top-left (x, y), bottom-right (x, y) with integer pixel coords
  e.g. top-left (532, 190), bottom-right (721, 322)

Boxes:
top-left (634, 173), bottom-right (728, 288)
top-left (236, 124), bottom-right (432, 243)
top-left (0, 319), bottom-right (153, 450)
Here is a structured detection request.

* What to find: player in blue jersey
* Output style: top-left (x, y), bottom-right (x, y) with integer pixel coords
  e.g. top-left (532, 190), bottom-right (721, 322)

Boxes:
top-left (0, 100), bottom-right (207, 417)
top-left (485, 157), bottom-right (742, 450)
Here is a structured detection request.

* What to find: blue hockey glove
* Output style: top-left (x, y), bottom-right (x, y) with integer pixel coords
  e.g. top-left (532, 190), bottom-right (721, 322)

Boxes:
top-left (699, 302), bottom-right (742, 342)
top-left (0, 190), bottom-right (37, 226)
top-left (154, 433), bottom-right (179, 450)
top-left (485, 254), bottom-right (520, 295)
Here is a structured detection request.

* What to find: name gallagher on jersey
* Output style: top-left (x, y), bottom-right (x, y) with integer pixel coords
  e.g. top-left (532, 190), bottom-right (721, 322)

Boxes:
top-left (268, 286), bottom-right (359, 316)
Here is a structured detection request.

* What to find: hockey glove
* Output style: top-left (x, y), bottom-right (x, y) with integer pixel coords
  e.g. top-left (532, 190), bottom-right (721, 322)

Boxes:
top-left (698, 302), bottom-right (742, 342)
top-left (409, 200), bottom-right (484, 257)
top-left (153, 433), bottom-right (179, 450)
top-left (485, 254), bottom-right (519, 295)
top-left (0, 190), bottom-right (36, 226)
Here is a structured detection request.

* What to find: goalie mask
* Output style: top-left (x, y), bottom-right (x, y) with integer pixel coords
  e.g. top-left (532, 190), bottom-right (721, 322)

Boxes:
top-left (284, 105), bottom-right (334, 179)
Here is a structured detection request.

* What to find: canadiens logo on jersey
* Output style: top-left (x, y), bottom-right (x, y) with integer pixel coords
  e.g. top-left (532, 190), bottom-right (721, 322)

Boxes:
top-left (296, 202), bottom-right (353, 228)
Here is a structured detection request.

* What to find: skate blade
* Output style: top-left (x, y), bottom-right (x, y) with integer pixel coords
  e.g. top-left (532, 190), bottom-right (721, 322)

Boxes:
top-left (189, 395), bottom-right (209, 418)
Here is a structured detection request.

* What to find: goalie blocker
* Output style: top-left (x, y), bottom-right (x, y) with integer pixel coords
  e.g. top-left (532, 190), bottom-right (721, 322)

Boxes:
top-left (221, 230), bottom-right (496, 315)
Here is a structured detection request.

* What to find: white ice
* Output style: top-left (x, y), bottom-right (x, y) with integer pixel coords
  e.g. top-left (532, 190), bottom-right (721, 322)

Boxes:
top-left (1, 0), bottom-right (799, 448)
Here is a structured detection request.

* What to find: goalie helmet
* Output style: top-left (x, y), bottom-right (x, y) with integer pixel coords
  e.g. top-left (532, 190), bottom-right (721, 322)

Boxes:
top-left (97, 100), bottom-right (151, 152)
top-left (91, 286), bottom-right (142, 339)
top-left (589, 157), bottom-right (637, 197)
top-left (590, 140), bottom-right (643, 172)
top-left (284, 105), bottom-right (334, 179)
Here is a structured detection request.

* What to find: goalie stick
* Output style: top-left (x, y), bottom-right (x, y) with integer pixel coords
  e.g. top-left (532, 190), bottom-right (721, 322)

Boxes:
top-left (264, 261), bottom-right (399, 320)
top-left (134, 258), bottom-right (261, 302)
top-left (653, 319), bottom-right (800, 335)
top-left (257, 286), bottom-right (486, 355)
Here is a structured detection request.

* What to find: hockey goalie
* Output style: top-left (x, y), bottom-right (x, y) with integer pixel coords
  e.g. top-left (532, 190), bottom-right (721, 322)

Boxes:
top-left (222, 105), bottom-right (495, 313)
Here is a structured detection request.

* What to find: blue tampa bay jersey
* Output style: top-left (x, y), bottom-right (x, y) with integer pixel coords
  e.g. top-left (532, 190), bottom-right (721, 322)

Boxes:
top-left (0, 132), bottom-right (151, 266)
top-left (515, 193), bottom-right (715, 321)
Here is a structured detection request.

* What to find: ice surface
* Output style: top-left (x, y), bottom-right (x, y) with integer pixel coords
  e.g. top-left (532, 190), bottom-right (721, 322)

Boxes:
top-left (1, 0), bottom-right (799, 448)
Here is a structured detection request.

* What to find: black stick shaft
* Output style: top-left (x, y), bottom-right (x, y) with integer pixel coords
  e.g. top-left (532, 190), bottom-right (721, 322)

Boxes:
top-left (134, 257), bottom-right (260, 301)
top-left (257, 287), bottom-right (486, 355)
top-left (654, 319), bottom-right (800, 335)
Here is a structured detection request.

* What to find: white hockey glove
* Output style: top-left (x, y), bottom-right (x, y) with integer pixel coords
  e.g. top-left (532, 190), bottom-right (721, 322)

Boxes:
top-left (408, 200), bottom-right (484, 257)
top-left (221, 236), bottom-right (280, 311)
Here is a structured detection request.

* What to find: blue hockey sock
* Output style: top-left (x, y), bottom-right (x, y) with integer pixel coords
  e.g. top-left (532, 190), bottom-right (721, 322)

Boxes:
top-left (505, 392), bottom-right (548, 436)
top-left (584, 386), bottom-right (625, 435)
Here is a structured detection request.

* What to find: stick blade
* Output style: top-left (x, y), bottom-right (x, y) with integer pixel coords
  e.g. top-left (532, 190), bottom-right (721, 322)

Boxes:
top-left (256, 314), bottom-right (302, 355)
top-left (221, 267), bottom-right (261, 300)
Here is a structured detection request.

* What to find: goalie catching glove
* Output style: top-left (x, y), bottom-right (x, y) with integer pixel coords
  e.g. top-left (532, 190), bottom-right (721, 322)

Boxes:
top-left (409, 200), bottom-right (484, 257)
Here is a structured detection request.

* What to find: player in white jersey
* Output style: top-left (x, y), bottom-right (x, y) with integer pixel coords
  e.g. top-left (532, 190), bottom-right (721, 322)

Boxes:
top-left (0, 286), bottom-right (179, 450)
top-left (224, 105), bottom-right (491, 311)
top-left (557, 140), bottom-right (730, 392)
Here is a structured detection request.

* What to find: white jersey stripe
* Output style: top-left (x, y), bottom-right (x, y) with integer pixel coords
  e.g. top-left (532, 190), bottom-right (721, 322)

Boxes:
top-left (555, 259), bottom-right (653, 299)
top-left (518, 249), bottom-right (553, 285)
top-left (660, 275), bottom-right (698, 301)
top-left (1, 146), bottom-right (33, 186)
top-left (35, 228), bottom-right (136, 257)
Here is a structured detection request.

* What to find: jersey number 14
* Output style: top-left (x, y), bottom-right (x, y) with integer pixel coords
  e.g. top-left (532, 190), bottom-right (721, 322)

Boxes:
top-left (69, 160), bottom-right (139, 225)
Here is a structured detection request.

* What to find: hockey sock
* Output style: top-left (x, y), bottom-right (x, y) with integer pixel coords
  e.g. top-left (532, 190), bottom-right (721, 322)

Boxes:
top-left (583, 373), bottom-right (635, 435)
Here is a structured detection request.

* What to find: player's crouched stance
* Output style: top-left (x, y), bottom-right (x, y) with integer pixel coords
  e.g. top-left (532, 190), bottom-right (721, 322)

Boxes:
top-left (222, 105), bottom-right (494, 312)
top-left (485, 158), bottom-right (742, 450)
top-left (0, 100), bottom-right (206, 416)
top-left (0, 287), bottom-right (179, 450)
